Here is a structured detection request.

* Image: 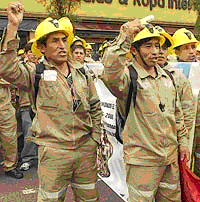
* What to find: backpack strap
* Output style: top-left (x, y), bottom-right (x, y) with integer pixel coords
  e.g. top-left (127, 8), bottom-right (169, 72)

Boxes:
top-left (125, 66), bottom-right (138, 120)
top-left (115, 65), bottom-right (138, 144)
top-left (163, 69), bottom-right (176, 89)
top-left (34, 62), bottom-right (46, 104)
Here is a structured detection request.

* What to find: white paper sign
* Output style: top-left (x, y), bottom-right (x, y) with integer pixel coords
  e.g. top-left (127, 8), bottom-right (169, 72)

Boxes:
top-left (95, 79), bottom-right (117, 136)
top-left (43, 70), bottom-right (57, 81)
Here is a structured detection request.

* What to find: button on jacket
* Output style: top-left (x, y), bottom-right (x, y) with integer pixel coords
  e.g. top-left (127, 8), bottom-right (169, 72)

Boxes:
top-left (101, 31), bottom-right (188, 167)
top-left (0, 38), bottom-right (102, 150)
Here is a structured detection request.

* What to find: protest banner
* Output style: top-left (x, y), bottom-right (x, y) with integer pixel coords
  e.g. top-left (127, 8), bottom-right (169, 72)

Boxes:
top-left (86, 63), bottom-right (128, 201)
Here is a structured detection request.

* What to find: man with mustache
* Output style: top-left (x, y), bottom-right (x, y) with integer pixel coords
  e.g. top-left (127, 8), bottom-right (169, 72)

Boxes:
top-left (0, 2), bottom-right (102, 201)
top-left (101, 21), bottom-right (189, 201)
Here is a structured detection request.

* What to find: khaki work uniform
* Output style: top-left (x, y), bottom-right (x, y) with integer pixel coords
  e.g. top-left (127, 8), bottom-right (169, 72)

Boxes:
top-left (0, 38), bottom-right (102, 202)
top-left (0, 78), bottom-right (18, 171)
top-left (101, 30), bottom-right (188, 202)
top-left (18, 60), bottom-right (38, 164)
top-left (194, 92), bottom-right (200, 176)
top-left (164, 64), bottom-right (195, 136)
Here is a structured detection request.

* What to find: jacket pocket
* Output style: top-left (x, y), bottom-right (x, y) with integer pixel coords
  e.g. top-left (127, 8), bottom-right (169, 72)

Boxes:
top-left (38, 80), bottom-right (59, 108)
top-left (137, 88), bottom-right (159, 116)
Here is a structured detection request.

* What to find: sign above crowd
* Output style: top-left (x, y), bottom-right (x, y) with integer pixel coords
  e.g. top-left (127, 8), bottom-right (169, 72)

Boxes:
top-left (1, 0), bottom-right (197, 24)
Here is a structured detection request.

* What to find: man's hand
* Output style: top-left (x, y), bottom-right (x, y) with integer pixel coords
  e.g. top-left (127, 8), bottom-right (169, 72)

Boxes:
top-left (1, 2), bottom-right (24, 50)
top-left (179, 145), bottom-right (190, 161)
top-left (7, 2), bottom-right (24, 27)
top-left (120, 19), bottom-right (145, 39)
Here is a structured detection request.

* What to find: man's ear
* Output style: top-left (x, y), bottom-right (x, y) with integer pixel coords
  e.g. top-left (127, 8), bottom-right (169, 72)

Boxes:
top-left (130, 44), bottom-right (137, 57)
top-left (38, 44), bottom-right (46, 55)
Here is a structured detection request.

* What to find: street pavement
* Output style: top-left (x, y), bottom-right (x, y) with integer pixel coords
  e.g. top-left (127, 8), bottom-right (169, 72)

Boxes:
top-left (0, 152), bottom-right (125, 202)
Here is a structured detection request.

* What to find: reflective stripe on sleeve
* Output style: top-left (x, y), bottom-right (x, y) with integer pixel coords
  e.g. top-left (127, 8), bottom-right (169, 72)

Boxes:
top-left (38, 186), bottom-right (67, 199)
top-left (128, 184), bottom-right (154, 200)
top-left (159, 182), bottom-right (178, 190)
top-left (71, 182), bottom-right (96, 190)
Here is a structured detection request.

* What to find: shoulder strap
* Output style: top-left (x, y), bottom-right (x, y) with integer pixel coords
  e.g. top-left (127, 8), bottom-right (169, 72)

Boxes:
top-left (163, 68), bottom-right (177, 105)
top-left (34, 62), bottom-right (46, 104)
top-left (78, 67), bottom-right (88, 81)
top-left (125, 66), bottom-right (138, 119)
top-left (115, 66), bottom-right (138, 144)
top-left (163, 69), bottom-right (176, 89)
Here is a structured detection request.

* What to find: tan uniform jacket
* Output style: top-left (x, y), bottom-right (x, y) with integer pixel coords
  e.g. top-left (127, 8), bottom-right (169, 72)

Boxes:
top-left (18, 60), bottom-right (36, 108)
top-left (0, 38), bottom-right (102, 150)
top-left (0, 78), bottom-right (16, 110)
top-left (195, 93), bottom-right (200, 145)
top-left (101, 31), bottom-right (188, 166)
top-left (164, 64), bottom-right (196, 135)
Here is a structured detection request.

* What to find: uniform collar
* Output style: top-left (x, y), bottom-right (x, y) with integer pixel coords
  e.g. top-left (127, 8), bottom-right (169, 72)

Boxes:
top-left (130, 61), bottom-right (168, 79)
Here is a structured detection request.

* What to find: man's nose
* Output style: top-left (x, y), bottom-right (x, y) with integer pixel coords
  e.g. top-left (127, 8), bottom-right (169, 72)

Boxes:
top-left (58, 40), bottom-right (65, 48)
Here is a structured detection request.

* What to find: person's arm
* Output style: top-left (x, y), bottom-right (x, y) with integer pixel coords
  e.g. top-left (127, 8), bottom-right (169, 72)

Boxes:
top-left (87, 71), bottom-right (103, 145)
top-left (175, 93), bottom-right (190, 161)
top-left (1, 2), bottom-right (24, 51)
top-left (174, 70), bottom-right (196, 135)
top-left (101, 19), bottom-right (144, 99)
top-left (194, 93), bottom-right (200, 147)
top-left (0, 2), bottom-right (34, 92)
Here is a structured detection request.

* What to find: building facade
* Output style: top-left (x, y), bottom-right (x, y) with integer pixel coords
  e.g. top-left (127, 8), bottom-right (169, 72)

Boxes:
top-left (0, 0), bottom-right (198, 49)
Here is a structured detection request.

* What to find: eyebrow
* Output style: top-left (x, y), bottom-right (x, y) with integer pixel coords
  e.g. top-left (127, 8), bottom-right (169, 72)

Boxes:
top-left (51, 36), bottom-right (68, 40)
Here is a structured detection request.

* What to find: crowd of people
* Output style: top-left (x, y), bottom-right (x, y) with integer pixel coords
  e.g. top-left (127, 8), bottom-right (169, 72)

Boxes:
top-left (0, 1), bottom-right (200, 202)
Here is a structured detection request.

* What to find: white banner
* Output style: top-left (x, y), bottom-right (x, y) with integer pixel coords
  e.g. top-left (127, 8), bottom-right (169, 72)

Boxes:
top-left (94, 76), bottom-right (128, 201)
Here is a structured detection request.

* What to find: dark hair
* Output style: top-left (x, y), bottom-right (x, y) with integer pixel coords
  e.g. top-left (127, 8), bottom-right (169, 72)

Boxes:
top-left (133, 37), bottom-right (159, 49)
top-left (24, 43), bottom-right (33, 53)
top-left (71, 45), bottom-right (86, 54)
top-left (174, 46), bottom-right (181, 51)
top-left (164, 38), bottom-right (172, 48)
top-left (37, 35), bottom-right (49, 47)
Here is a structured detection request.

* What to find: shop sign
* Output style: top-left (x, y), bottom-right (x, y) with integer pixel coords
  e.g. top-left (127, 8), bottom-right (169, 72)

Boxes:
top-left (84, 0), bottom-right (193, 11)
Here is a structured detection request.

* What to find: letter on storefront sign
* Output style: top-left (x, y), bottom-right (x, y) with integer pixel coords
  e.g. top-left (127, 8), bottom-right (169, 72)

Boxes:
top-left (158, 0), bottom-right (165, 8)
top-left (150, 0), bottom-right (157, 10)
top-left (133, 0), bottom-right (142, 6)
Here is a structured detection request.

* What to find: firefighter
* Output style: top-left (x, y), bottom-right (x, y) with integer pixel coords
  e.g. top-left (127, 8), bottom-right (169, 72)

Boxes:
top-left (156, 25), bottom-right (195, 142)
top-left (101, 20), bottom-right (189, 201)
top-left (85, 43), bottom-right (95, 63)
top-left (18, 42), bottom-right (38, 171)
top-left (0, 79), bottom-right (23, 179)
top-left (0, 2), bottom-right (102, 201)
top-left (172, 28), bottom-right (198, 62)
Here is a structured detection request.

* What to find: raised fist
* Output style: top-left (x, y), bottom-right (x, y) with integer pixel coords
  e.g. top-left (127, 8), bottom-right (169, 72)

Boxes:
top-left (7, 1), bottom-right (24, 27)
top-left (120, 19), bottom-right (145, 38)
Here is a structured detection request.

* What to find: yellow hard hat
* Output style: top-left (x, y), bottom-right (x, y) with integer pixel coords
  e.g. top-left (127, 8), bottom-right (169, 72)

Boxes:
top-left (86, 43), bottom-right (93, 50)
top-left (32, 17), bottom-right (74, 56)
top-left (17, 49), bottom-right (25, 56)
top-left (102, 41), bottom-right (111, 51)
top-left (71, 36), bottom-right (86, 48)
top-left (133, 25), bottom-right (165, 46)
top-left (172, 28), bottom-right (198, 49)
top-left (196, 43), bottom-right (200, 52)
top-left (155, 26), bottom-right (173, 48)
top-left (99, 46), bottom-right (103, 52)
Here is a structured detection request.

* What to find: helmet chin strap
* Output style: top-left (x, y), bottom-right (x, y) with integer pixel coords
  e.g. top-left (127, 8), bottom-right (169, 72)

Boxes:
top-left (135, 47), bottom-right (151, 68)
